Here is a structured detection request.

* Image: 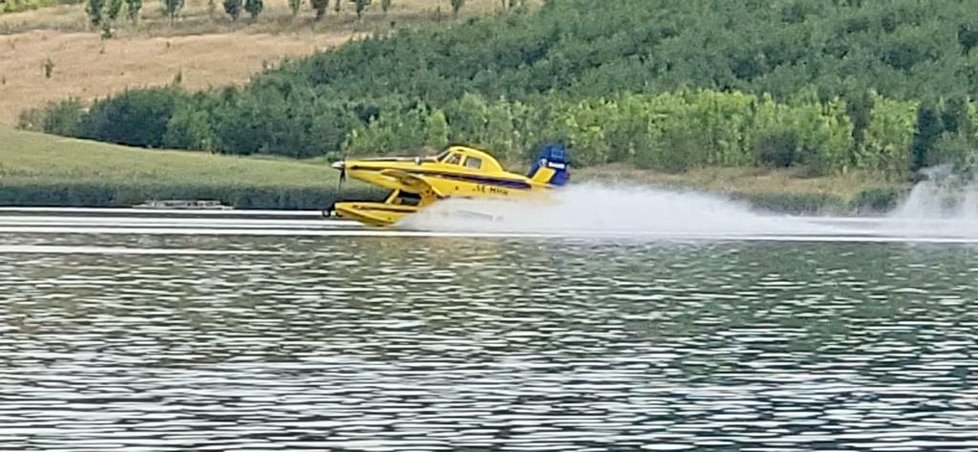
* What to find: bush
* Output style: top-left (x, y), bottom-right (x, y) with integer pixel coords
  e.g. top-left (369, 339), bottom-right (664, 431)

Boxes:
top-left (851, 186), bottom-right (904, 213)
top-left (42, 98), bottom-right (85, 137)
top-left (77, 87), bottom-right (189, 148)
top-left (740, 192), bottom-right (848, 215)
top-left (756, 129), bottom-right (799, 168)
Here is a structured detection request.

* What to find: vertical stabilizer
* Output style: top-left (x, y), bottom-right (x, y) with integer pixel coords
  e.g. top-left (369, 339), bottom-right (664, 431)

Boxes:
top-left (528, 142), bottom-right (570, 186)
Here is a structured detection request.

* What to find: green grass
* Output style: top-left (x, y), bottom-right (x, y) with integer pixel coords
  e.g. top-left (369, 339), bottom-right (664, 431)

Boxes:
top-left (0, 127), bottom-right (381, 209)
top-left (1, 0), bottom-right (79, 14)
top-left (0, 127), bottom-right (333, 185)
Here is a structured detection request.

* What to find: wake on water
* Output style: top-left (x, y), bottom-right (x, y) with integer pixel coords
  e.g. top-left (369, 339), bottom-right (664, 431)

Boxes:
top-left (396, 172), bottom-right (978, 242)
top-left (398, 182), bottom-right (835, 239)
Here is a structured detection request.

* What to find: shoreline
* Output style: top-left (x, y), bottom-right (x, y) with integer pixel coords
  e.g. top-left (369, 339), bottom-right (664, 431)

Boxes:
top-left (0, 176), bottom-right (908, 215)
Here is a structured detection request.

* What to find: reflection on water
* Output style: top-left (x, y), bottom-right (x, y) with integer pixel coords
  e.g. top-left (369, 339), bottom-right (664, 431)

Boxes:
top-left (2, 232), bottom-right (978, 451)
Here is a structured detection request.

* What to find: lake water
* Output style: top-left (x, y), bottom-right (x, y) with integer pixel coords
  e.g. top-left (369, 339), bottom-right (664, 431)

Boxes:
top-left (1, 208), bottom-right (978, 451)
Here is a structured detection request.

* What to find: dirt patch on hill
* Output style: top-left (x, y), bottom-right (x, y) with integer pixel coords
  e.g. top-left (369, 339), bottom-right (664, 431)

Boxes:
top-left (0, 28), bottom-right (352, 125)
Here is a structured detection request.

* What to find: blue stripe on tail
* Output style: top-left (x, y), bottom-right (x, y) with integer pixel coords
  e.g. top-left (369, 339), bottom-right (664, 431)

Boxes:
top-left (528, 142), bottom-right (570, 186)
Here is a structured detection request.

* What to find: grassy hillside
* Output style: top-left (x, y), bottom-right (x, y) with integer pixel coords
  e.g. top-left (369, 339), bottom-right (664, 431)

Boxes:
top-left (0, 0), bottom-right (523, 125)
top-left (0, 127), bottom-right (382, 208)
top-left (34, 0), bottom-right (978, 183)
top-left (0, 126), bottom-right (330, 184)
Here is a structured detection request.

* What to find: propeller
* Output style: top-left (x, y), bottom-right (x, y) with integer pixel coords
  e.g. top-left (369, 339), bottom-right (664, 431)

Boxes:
top-left (336, 161), bottom-right (347, 191)
top-left (326, 154), bottom-right (348, 218)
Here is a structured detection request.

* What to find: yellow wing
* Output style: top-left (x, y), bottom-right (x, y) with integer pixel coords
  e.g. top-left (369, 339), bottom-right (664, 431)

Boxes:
top-left (379, 169), bottom-right (446, 198)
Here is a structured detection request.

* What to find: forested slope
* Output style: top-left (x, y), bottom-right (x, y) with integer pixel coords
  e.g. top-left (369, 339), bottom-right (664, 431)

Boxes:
top-left (27, 0), bottom-right (978, 179)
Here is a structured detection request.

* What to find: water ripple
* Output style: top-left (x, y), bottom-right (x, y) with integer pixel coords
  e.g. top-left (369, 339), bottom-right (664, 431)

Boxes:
top-left (0, 234), bottom-right (977, 450)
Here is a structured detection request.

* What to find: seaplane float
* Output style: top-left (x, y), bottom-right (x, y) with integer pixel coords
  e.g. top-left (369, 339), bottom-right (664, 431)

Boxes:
top-left (323, 142), bottom-right (570, 227)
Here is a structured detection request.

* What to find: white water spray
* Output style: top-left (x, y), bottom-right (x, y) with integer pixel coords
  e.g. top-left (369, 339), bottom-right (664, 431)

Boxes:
top-left (881, 165), bottom-right (978, 238)
top-left (890, 166), bottom-right (978, 219)
top-left (398, 182), bottom-right (833, 239)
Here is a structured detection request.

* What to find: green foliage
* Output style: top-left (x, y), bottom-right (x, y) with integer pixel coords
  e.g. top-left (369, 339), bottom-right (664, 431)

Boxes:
top-left (1, 0), bottom-right (81, 13)
top-left (0, 181), bottom-right (380, 210)
top-left (740, 192), bottom-right (848, 215)
top-left (426, 109), bottom-right (450, 150)
top-left (380, 0), bottom-right (389, 14)
top-left (15, 98), bottom-right (84, 135)
top-left (353, 0), bottom-right (370, 19)
top-left (310, 0), bottom-right (327, 19)
top-left (340, 90), bottom-right (860, 175)
top-left (42, 98), bottom-right (85, 137)
top-left (105, 0), bottom-right (122, 19)
top-left (287, 0), bottom-right (301, 17)
top-left (77, 87), bottom-right (189, 148)
top-left (86, 0), bottom-right (103, 25)
top-left (279, 0), bottom-right (978, 105)
top-left (16, 108), bottom-right (46, 132)
top-left (861, 94), bottom-right (916, 176)
top-left (449, 0), bottom-right (462, 17)
top-left (851, 186), bottom-right (904, 213)
top-left (223, 0), bottom-right (241, 20)
top-left (244, 0), bottom-right (261, 19)
top-left (164, 107), bottom-right (216, 152)
top-left (44, 0), bottom-right (978, 182)
top-left (910, 101), bottom-right (944, 174)
top-left (125, 0), bottom-right (142, 21)
top-left (42, 58), bottom-right (54, 78)
top-left (162, 0), bottom-right (182, 23)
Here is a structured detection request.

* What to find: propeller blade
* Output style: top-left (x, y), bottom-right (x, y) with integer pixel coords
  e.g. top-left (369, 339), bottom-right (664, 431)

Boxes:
top-left (334, 158), bottom-right (347, 191)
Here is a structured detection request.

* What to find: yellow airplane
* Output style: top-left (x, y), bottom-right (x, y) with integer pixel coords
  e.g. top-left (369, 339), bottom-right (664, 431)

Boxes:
top-left (324, 142), bottom-right (570, 227)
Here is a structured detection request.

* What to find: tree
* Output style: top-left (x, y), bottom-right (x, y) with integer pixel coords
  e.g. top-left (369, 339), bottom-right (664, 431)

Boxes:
top-left (42, 58), bottom-right (54, 79)
top-left (311, 0), bottom-right (328, 20)
top-left (106, 0), bottom-right (123, 20)
top-left (162, 0), bottom-right (183, 24)
top-left (450, 0), bottom-right (463, 18)
top-left (941, 95), bottom-right (970, 136)
top-left (224, 0), bottom-right (242, 20)
top-left (844, 89), bottom-right (873, 163)
top-left (910, 101), bottom-right (943, 175)
top-left (125, 0), bottom-right (142, 22)
top-left (353, 0), bottom-right (370, 20)
top-left (288, 0), bottom-right (302, 18)
top-left (244, 0), bottom-right (262, 20)
top-left (86, 0), bottom-right (104, 26)
top-left (380, 0), bottom-right (390, 15)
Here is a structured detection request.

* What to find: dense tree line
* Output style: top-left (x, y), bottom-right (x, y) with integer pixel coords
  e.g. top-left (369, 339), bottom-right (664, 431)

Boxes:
top-left (28, 0), bottom-right (978, 178)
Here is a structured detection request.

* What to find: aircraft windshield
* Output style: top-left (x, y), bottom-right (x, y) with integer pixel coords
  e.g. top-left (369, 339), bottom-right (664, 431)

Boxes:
top-left (434, 150), bottom-right (451, 162)
top-left (444, 153), bottom-right (462, 165)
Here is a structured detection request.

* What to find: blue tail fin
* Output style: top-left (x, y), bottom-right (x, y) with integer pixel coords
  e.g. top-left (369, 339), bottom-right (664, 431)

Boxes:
top-left (528, 142), bottom-right (570, 186)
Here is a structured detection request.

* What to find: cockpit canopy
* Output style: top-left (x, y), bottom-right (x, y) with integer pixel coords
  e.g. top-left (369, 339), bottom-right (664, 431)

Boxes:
top-left (432, 145), bottom-right (504, 173)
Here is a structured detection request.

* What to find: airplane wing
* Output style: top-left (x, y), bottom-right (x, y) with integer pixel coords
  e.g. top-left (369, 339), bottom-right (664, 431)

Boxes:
top-left (379, 169), bottom-right (446, 198)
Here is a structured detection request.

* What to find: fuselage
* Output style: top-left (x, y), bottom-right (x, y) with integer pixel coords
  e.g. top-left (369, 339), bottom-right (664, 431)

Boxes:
top-left (332, 146), bottom-right (556, 200)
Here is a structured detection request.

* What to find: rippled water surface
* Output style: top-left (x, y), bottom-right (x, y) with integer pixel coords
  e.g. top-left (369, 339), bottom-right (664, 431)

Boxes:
top-left (3, 222), bottom-right (978, 450)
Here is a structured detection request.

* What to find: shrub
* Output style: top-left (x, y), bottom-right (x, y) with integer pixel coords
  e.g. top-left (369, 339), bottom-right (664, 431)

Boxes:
top-left (77, 87), bottom-right (189, 148)
top-left (42, 98), bottom-right (85, 137)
